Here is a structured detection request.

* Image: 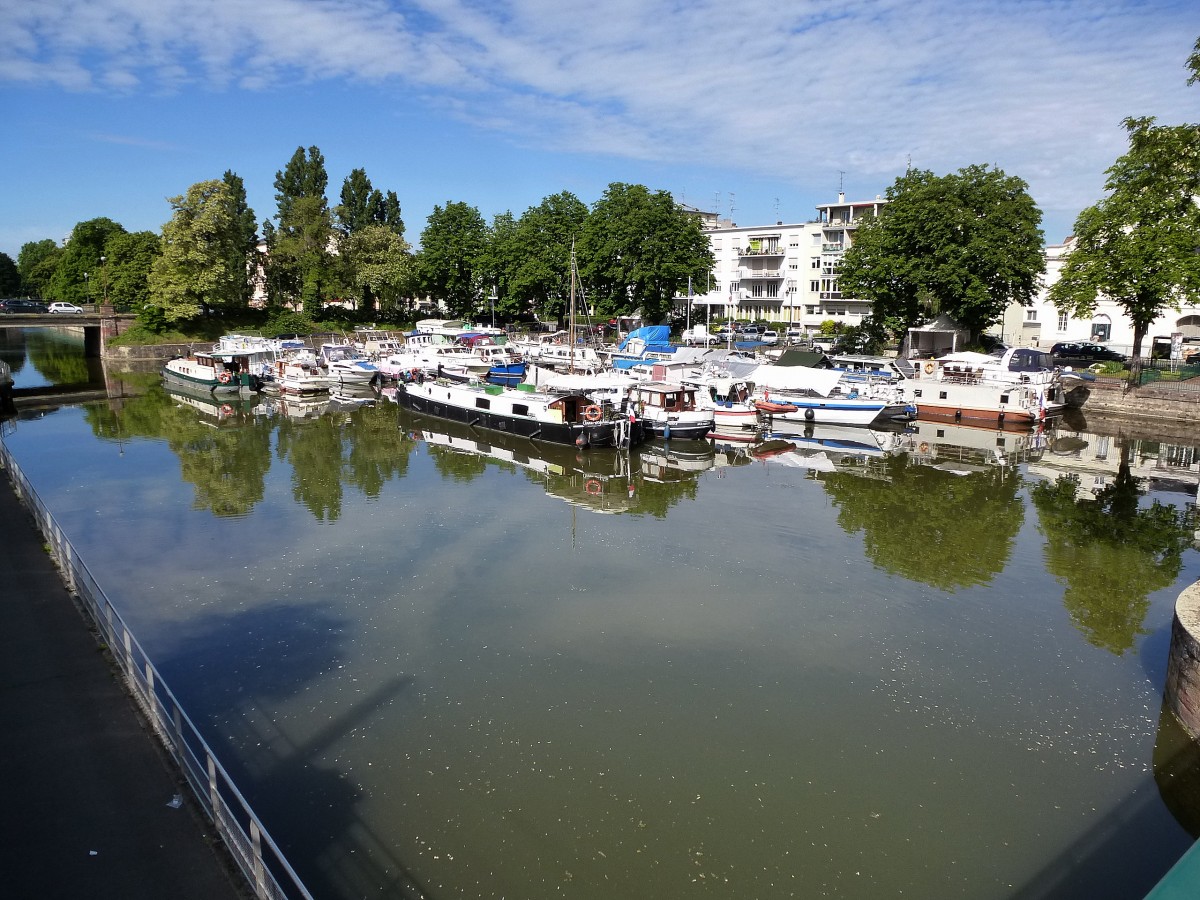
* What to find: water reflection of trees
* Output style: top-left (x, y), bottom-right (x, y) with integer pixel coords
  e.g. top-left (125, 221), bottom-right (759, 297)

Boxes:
top-left (819, 454), bottom-right (1024, 590)
top-left (24, 328), bottom-right (93, 384)
top-left (1031, 443), bottom-right (1196, 655)
top-left (85, 387), bottom-right (415, 521)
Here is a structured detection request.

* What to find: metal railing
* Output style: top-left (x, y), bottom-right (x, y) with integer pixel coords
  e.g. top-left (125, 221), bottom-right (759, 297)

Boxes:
top-left (0, 441), bottom-right (313, 900)
top-left (1129, 358), bottom-right (1200, 396)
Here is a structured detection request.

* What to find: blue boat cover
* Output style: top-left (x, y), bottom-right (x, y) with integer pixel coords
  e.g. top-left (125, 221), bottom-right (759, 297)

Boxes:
top-left (617, 325), bottom-right (671, 351)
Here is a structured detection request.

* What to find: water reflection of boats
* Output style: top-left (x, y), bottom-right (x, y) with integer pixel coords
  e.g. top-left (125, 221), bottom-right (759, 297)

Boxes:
top-left (638, 439), bottom-right (715, 481)
top-left (905, 419), bottom-right (1049, 471)
top-left (401, 409), bottom-right (640, 514)
top-left (164, 384), bottom-right (259, 425)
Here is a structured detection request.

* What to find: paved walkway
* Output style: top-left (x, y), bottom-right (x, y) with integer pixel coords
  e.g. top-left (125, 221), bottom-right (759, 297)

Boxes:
top-left (0, 471), bottom-right (248, 900)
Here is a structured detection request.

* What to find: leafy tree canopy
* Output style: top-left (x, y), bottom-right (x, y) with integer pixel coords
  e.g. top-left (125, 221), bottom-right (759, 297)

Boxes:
top-left (1048, 116), bottom-right (1200, 358)
top-left (417, 201), bottom-right (488, 318)
top-left (269, 146), bottom-right (335, 310)
top-left (148, 179), bottom-right (252, 324)
top-left (336, 168), bottom-right (404, 238)
top-left (0, 252), bottom-right (20, 296)
top-left (838, 165), bottom-right (1044, 341)
top-left (578, 183), bottom-right (714, 324)
top-left (17, 239), bottom-right (62, 298)
top-left (103, 231), bottom-right (161, 312)
top-left (500, 191), bottom-right (590, 325)
top-left (342, 223), bottom-right (413, 317)
top-left (49, 217), bottom-right (128, 305)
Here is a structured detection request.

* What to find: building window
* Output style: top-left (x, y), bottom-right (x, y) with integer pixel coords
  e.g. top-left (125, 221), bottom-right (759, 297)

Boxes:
top-left (766, 283), bottom-right (779, 298)
top-left (1057, 312), bottom-right (1068, 331)
top-left (810, 280), bottom-right (820, 292)
top-left (1025, 309), bottom-right (1038, 322)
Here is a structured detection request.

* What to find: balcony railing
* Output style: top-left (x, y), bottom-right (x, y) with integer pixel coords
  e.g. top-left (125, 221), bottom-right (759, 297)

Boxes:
top-left (738, 268), bottom-right (785, 280)
top-left (737, 246), bottom-right (785, 257)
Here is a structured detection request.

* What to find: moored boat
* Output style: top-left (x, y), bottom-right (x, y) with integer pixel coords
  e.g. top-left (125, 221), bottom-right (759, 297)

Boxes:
top-left (163, 348), bottom-right (262, 394)
top-left (900, 347), bottom-right (1079, 426)
top-left (627, 381), bottom-right (715, 440)
top-left (395, 379), bottom-right (645, 448)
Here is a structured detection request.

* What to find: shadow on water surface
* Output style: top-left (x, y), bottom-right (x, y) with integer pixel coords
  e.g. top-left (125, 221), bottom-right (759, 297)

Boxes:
top-left (154, 602), bottom-right (431, 899)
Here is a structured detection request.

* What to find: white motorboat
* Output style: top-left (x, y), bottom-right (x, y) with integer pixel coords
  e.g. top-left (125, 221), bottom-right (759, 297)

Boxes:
top-left (900, 347), bottom-right (1086, 427)
top-left (628, 381), bottom-right (715, 440)
top-left (318, 342), bottom-right (382, 385)
top-left (751, 364), bottom-right (915, 427)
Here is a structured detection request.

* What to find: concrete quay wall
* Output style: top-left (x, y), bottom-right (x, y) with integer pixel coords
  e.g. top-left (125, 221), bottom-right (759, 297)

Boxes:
top-left (1080, 378), bottom-right (1200, 426)
top-left (1166, 582), bottom-right (1200, 742)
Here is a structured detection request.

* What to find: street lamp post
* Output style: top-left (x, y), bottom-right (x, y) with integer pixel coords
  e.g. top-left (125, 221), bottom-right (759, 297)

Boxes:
top-left (84, 272), bottom-right (90, 304)
top-left (100, 256), bottom-right (109, 306)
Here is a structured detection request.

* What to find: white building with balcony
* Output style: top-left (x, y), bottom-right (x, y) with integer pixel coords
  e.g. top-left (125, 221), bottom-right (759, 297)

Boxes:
top-left (684, 192), bottom-right (885, 333)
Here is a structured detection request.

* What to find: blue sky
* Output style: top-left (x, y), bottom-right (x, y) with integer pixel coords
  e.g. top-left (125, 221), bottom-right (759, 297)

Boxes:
top-left (2, 0), bottom-right (1196, 261)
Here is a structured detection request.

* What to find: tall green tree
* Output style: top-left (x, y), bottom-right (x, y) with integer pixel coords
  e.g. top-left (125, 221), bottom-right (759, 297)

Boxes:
top-left (222, 170), bottom-right (259, 307)
top-left (335, 168), bottom-right (404, 238)
top-left (502, 191), bottom-right (589, 325)
top-left (48, 217), bottom-right (128, 305)
top-left (838, 165), bottom-right (1045, 340)
top-left (1048, 117), bottom-right (1200, 359)
top-left (0, 253), bottom-right (20, 296)
top-left (416, 201), bottom-right (488, 318)
top-left (342, 224), bottom-right (413, 317)
top-left (147, 179), bottom-right (251, 323)
top-left (103, 231), bottom-right (161, 312)
top-left (268, 146), bottom-right (335, 310)
top-left (577, 183), bottom-right (713, 324)
top-left (17, 239), bottom-right (62, 298)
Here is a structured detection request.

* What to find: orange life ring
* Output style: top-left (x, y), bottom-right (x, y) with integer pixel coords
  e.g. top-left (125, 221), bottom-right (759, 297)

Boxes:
top-left (923, 362), bottom-right (935, 375)
top-left (218, 371), bottom-right (232, 383)
top-left (220, 404), bottom-right (233, 415)
top-left (918, 442), bottom-right (930, 453)
top-left (585, 479), bottom-right (602, 495)
top-left (583, 404), bottom-right (602, 422)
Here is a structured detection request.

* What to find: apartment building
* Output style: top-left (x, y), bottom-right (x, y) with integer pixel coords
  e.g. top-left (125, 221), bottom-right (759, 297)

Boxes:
top-left (686, 192), bottom-right (885, 333)
top-left (996, 235), bottom-right (1200, 356)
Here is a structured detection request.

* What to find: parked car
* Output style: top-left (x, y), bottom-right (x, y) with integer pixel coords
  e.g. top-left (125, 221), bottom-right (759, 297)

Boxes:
top-left (0, 299), bottom-right (49, 313)
top-left (1049, 341), bottom-right (1127, 366)
top-left (740, 326), bottom-right (762, 340)
top-left (760, 329), bottom-right (779, 345)
top-left (48, 302), bottom-right (84, 314)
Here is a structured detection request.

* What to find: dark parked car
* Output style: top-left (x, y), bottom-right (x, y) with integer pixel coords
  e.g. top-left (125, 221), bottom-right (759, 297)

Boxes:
top-left (0, 299), bottom-right (49, 313)
top-left (1049, 341), bottom-right (1127, 366)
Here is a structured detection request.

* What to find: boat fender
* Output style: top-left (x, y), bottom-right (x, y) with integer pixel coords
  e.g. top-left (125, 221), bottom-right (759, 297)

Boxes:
top-left (804, 408), bottom-right (815, 421)
top-left (583, 404), bottom-right (602, 422)
top-left (585, 479), bottom-right (602, 495)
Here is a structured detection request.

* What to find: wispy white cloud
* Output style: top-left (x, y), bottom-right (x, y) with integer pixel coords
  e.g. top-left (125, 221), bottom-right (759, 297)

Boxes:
top-left (1, 0), bottom-right (1196, 239)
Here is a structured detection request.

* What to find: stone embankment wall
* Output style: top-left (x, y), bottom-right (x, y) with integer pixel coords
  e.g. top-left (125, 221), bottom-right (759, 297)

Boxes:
top-left (103, 342), bottom-right (193, 363)
top-left (1081, 378), bottom-right (1200, 425)
top-left (1166, 582), bottom-right (1200, 741)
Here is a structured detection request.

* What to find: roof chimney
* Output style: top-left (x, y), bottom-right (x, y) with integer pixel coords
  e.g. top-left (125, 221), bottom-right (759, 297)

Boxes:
top-left (838, 191), bottom-right (845, 203)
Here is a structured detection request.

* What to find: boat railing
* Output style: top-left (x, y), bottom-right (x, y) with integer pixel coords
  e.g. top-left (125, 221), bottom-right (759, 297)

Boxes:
top-left (0, 443), bottom-right (315, 900)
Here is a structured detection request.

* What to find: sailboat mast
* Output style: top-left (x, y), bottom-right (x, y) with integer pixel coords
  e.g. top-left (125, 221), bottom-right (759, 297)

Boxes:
top-left (569, 244), bottom-right (577, 372)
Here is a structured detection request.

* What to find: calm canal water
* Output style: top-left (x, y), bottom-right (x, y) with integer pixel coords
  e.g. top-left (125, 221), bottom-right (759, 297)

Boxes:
top-left (4, 328), bottom-right (1200, 899)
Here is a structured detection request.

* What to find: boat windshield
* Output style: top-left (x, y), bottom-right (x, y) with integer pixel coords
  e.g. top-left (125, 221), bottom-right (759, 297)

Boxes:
top-left (1006, 349), bottom-right (1053, 372)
